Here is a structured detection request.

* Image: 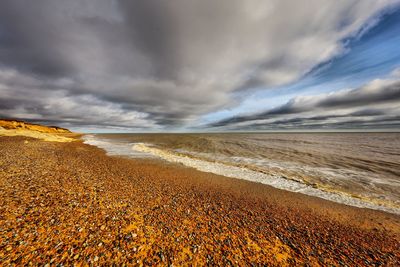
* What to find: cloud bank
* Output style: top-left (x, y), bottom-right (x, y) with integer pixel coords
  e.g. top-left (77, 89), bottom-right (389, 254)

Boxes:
top-left (209, 75), bottom-right (400, 130)
top-left (0, 0), bottom-right (398, 130)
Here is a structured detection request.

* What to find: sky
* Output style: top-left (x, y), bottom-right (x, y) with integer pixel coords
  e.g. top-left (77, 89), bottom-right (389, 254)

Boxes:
top-left (0, 0), bottom-right (400, 132)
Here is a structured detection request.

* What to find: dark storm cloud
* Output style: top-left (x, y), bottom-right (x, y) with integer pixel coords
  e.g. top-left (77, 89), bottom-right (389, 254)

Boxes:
top-left (0, 0), bottom-right (75, 77)
top-left (234, 114), bottom-right (400, 131)
top-left (117, 0), bottom-right (181, 78)
top-left (250, 113), bottom-right (400, 129)
top-left (209, 78), bottom-right (400, 129)
top-left (0, 0), bottom-right (398, 130)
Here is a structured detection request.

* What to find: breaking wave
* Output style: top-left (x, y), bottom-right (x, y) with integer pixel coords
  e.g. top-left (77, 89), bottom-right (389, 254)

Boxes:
top-left (83, 133), bottom-right (400, 215)
top-left (132, 143), bottom-right (400, 215)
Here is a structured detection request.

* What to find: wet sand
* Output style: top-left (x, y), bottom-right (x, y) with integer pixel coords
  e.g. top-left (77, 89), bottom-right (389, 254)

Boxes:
top-left (0, 136), bottom-right (399, 265)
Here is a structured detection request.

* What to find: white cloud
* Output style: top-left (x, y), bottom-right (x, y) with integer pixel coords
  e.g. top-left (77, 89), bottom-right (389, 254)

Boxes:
top-left (0, 68), bottom-right (157, 129)
top-left (210, 75), bottom-right (400, 129)
top-left (0, 0), bottom-right (399, 129)
top-left (391, 67), bottom-right (400, 77)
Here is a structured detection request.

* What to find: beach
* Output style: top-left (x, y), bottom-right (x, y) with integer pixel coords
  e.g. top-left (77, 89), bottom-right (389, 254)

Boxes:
top-left (2, 0), bottom-right (400, 265)
top-left (85, 133), bottom-right (400, 214)
top-left (1, 136), bottom-right (399, 266)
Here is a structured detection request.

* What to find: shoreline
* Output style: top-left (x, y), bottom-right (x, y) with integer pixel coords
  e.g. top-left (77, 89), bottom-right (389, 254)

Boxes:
top-left (84, 133), bottom-right (400, 216)
top-left (1, 136), bottom-right (399, 265)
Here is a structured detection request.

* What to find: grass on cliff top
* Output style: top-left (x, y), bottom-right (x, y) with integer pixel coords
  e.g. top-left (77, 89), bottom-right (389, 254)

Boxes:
top-left (0, 127), bottom-right (76, 142)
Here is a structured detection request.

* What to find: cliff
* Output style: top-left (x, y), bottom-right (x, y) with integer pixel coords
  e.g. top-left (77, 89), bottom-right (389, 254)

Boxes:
top-left (0, 119), bottom-right (71, 133)
top-left (0, 119), bottom-right (75, 142)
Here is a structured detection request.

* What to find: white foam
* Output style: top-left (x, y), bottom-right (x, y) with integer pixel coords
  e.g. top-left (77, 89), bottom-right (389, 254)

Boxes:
top-left (176, 151), bottom-right (400, 205)
top-left (83, 135), bottom-right (155, 158)
top-left (132, 143), bottom-right (400, 215)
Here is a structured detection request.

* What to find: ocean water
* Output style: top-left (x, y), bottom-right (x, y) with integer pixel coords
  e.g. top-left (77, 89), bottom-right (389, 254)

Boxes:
top-left (83, 133), bottom-right (400, 215)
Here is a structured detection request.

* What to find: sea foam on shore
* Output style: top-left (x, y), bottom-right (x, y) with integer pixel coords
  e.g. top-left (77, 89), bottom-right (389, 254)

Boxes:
top-left (83, 135), bottom-right (154, 158)
top-left (132, 142), bottom-right (400, 215)
top-left (83, 134), bottom-right (400, 215)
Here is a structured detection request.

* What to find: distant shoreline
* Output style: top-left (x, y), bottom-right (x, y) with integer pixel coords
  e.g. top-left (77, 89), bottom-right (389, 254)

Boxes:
top-left (81, 130), bottom-right (400, 134)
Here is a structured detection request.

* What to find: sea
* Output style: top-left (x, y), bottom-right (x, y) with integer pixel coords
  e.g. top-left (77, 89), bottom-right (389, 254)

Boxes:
top-left (83, 133), bottom-right (400, 215)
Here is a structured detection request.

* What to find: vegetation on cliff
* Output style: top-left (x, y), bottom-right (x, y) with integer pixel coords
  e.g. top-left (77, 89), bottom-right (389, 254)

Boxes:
top-left (0, 119), bottom-right (75, 142)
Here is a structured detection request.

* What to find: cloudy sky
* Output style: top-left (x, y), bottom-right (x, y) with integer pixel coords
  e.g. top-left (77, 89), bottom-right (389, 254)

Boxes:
top-left (0, 0), bottom-right (400, 132)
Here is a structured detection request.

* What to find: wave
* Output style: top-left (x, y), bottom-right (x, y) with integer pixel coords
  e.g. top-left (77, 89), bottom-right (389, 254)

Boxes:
top-left (83, 135), bottom-right (155, 158)
top-left (132, 142), bottom-right (400, 215)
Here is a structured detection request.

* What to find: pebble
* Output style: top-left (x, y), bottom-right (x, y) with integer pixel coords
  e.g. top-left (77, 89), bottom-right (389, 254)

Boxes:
top-left (0, 136), bottom-right (398, 266)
